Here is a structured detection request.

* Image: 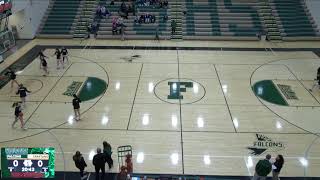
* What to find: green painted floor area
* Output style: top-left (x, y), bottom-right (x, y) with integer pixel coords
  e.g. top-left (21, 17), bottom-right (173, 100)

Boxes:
top-left (252, 80), bottom-right (288, 106)
top-left (78, 77), bottom-right (107, 102)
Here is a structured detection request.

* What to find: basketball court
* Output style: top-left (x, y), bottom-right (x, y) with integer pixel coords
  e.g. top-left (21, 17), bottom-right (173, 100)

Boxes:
top-left (0, 39), bottom-right (320, 178)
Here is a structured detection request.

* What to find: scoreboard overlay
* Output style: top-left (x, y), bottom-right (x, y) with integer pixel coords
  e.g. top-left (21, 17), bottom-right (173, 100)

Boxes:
top-left (1, 147), bottom-right (55, 178)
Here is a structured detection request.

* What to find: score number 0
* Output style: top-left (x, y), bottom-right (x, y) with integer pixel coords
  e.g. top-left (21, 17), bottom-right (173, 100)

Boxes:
top-left (13, 160), bottom-right (44, 167)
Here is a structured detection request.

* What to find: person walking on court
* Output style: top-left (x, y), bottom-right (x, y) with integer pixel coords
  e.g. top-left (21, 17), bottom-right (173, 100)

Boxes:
top-left (272, 155), bottom-right (284, 180)
top-left (73, 151), bottom-right (88, 180)
top-left (54, 48), bottom-right (63, 69)
top-left (93, 148), bottom-right (106, 180)
top-left (12, 102), bottom-right (26, 130)
top-left (252, 154), bottom-right (272, 180)
top-left (309, 66), bottom-right (320, 92)
top-left (5, 68), bottom-right (19, 88)
top-left (38, 50), bottom-right (48, 69)
top-left (72, 94), bottom-right (81, 121)
top-left (41, 58), bottom-right (49, 76)
top-left (16, 84), bottom-right (31, 107)
top-left (103, 141), bottom-right (113, 169)
top-left (61, 47), bottom-right (69, 64)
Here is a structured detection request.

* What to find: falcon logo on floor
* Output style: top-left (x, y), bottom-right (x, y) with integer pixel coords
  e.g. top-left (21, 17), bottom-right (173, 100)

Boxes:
top-left (63, 81), bottom-right (83, 96)
top-left (168, 81), bottom-right (193, 100)
top-left (277, 84), bottom-right (298, 100)
top-left (247, 134), bottom-right (285, 155)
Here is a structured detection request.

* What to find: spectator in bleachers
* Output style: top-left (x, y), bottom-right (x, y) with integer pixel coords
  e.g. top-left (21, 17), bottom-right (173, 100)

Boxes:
top-left (112, 17), bottom-right (118, 35)
top-left (121, 23), bottom-right (126, 41)
top-left (162, 14), bottom-right (168, 22)
top-left (171, 20), bottom-right (177, 34)
top-left (151, 14), bottom-right (156, 23)
top-left (139, 14), bottom-right (145, 24)
top-left (101, 6), bottom-right (111, 18)
top-left (145, 13), bottom-right (150, 23)
top-left (119, 1), bottom-right (128, 19)
top-left (137, 0), bottom-right (145, 7)
top-left (138, 13), bottom-right (155, 24)
top-left (131, 2), bottom-right (136, 16)
top-left (96, 5), bottom-right (102, 19)
top-left (163, 0), bottom-right (168, 7)
top-left (154, 26), bottom-right (160, 41)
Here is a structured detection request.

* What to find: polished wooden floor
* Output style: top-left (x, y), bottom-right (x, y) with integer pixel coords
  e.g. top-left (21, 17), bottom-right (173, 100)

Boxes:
top-left (0, 39), bottom-right (320, 177)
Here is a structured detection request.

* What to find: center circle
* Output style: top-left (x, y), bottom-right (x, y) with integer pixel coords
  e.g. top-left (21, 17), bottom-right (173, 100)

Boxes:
top-left (154, 78), bottom-right (206, 104)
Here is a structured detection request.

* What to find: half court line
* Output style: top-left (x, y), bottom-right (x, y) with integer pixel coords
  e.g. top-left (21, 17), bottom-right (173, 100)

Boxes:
top-left (176, 48), bottom-right (185, 175)
top-left (213, 64), bottom-right (238, 133)
top-left (127, 63), bottom-right (144, 130)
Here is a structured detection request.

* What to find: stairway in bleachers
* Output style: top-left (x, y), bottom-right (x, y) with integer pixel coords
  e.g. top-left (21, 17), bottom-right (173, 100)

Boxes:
top-left (96, 1), bottom-right (171, 40)
top-left (270, 0), bottom-right (320, 41)
top-left (170, 1), bottom-right (183, 40)
top-left (258, 0), bottom-right (282, 41)
top-left (38, 0), bottom-right (81, 38)
top-left (74, 0), bottom-right (98, 39)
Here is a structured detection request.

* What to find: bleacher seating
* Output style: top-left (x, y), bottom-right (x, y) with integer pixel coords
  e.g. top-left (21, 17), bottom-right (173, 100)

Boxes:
top-left (97, 1), bottom-right (171, 40)
top-left (270, 0), bottom-right (320, 40)
top-left (183, 0), bottom-right (263, 40)
top-left (38, 0), bottom-right (81, 37)
top-left (36, 0), bottom-right (320, 41)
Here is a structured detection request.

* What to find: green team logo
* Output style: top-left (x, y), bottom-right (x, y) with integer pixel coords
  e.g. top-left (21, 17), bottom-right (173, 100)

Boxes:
top-left (154, 78), bottom-right (206, 104)
top-left (62, 77), bottom-right (108, 102)
top-left (63, 81), bottom-right (83, 96)
top-left (168, 81), bottom-right (193, 100)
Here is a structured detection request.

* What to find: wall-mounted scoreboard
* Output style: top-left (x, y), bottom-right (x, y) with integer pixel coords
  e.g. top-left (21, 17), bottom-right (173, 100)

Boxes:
top-left (1, 147), bottom-right (55, 178)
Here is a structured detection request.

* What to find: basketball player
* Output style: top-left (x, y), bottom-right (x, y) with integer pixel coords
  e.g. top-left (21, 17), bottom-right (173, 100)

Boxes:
top-left (5, 68), bottom-right (19, 88)
top-left (12, 102), bottom-right (26, 130)
top-left (38, 50), bottom-right (48, 69)
top-left (54, 48), bottom-right (63, 69)
top-left (16, 84), bottom-right (31, 107)
top-left (41, 58), bottom-right (49, 76)
top-left (309, 67), bottom-right (320, 92)
top-left (72, 94), bottom-right (81, 121)
top-left (61, 47), bottom-right (69, 64)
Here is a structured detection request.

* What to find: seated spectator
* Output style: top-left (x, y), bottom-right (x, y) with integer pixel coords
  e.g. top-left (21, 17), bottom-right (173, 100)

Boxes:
top-left (120, 1), bottom-right (127, 13)
top-left (150, 14), bottom-right (156, 23)
top-left (145, 13), bottom-right (150, 23)
top-left (112, 17), bottom-right (118, 35)
top-left (119, 2), bottom-right (128, 19)
top-left (163, 0), bottom-right (168, 7)
top-left (96, 5), bottom-right (102, 18)
top-left (134, 15), bottom-right (139, 24)
top-left (163, 15), bottom-right (168, 22)
top-left (139, 14), bottom-right (145, 24)
top-left (101, 6), bottom-right (111, 18)
top-left (101, 6), bottom-right (106, 16)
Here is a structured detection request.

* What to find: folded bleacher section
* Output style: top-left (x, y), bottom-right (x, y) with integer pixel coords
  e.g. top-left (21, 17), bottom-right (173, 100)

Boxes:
top-left (97, 1), bottom-right (171, 40)
top-left (183, 0), bottom-right (263, 40)
top-left (38, 0), bottom-right (81, 38)
top-left (270, 0), bottom-right (320, 40)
